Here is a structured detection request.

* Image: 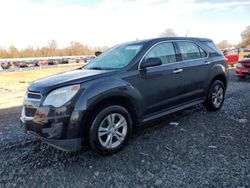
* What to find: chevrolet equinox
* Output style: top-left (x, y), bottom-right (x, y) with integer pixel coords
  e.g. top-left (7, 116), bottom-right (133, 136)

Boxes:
top-left (20, 37), bottom-right (228, 154)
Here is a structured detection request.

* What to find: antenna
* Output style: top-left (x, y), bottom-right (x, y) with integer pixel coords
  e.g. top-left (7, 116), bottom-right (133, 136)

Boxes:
top-left (185, 29), bottom-right (189, 37)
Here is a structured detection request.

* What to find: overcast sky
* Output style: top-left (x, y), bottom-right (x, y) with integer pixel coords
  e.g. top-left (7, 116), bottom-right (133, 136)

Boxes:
top-left (0, 0), bottom-right (249, 49)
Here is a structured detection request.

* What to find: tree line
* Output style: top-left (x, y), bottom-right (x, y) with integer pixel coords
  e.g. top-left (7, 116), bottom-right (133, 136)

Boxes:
top-left (160, 26), bottom-right (250, 50)
top-left (1, 25), bottom-right (250, 58)
top-left (214, 25), bottom-right (250, 50)
top-left (0, 40), bottom-right (108, 59)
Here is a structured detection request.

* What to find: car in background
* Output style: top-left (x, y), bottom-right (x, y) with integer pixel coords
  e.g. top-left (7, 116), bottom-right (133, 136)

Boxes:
top-left (235, 54), bottom-right (250, 79)
top-left (48, 59), bottom-right (59, 65)
top-left (59, 58), bottom-right (69, 64)
top-left (223, 49), bottom-right (239, 66)
top-left (35, 60), bottom-right (48, 66)
top-left (48, 59), bottom-right (54, 65)
top-left (18, 61), bottom-right (29, 68)
top-left (1, 62), bottom-right (11, 69)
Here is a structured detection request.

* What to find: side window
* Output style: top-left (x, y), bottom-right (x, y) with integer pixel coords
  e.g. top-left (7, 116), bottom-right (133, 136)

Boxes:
top-left (144, 42), bottom-right (177, 65)
top-left (199, 47), bottom-right (207, 58)
top-left (177, 41), bottom-right (205, 61)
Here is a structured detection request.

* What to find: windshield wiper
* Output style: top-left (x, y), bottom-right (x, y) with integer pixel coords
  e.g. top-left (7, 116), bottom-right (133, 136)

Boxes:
top-left (87, 67), bottom-right (104, 70)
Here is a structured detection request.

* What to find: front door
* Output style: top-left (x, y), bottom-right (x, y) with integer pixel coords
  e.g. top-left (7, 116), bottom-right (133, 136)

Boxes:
top-left (136, 42), bottom-right (188, 116)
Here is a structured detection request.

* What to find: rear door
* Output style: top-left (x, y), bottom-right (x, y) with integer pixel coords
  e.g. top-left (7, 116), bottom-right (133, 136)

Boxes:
top-left (174, 41), bottom-right (210, 102)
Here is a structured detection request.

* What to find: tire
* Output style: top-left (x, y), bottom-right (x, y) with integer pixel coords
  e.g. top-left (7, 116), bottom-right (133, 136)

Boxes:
top-left (89, 105), bottom-right (132, 155)
top-left (204, 80), bottom-right (225, 111)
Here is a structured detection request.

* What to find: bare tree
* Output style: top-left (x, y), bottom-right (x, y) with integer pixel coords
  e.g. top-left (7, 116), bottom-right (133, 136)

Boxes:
top-left (0, 48), bottom-right (9, 58)
top-left (217, 40), bottom-right (232, 50)
top-left (239, 25), bottom-right (250, 47)
top-left (8, 45), bottom-right (19, 58)
top-left (159, 28), bottom-right (178, 37)
top-left (47, 40), bottom-right (58, 56)
top-left (0, 41), bottom-right (95, 58)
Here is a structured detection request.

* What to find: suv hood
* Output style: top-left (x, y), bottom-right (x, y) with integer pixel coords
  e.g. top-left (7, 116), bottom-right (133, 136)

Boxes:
top-left (29, 69), bottom-right (116, 94)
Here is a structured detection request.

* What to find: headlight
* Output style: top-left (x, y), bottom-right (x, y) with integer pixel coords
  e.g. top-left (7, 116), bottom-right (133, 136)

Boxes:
top-left (43, 84), bottom-right (80, 107)
top-left (236, 62), bottom-right (244, 68)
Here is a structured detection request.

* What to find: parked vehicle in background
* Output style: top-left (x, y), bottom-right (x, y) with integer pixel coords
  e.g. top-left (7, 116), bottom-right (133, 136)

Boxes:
top-left (48, 59), bottom-right (54, 65)
top-left (60, 58), bottom-right (69, 64)
top-left (95, 51), bottom-right (102, 57)
top-left (21, 37), bottom-right (228, 155)
top-left (1, 62), bottom-right (11, 69)
top-left (85, 56), bottom-right (95, 63)
top-left (47, 59), bottom-right (59, 65)
top-left (223, 48), bottom-right (250, 66)
top-left (18, 61), bottom-right (29, 68)
top-left (223, 49), bottom-right (239, 66)
top-left (35, 60), bottom-right (48, 66)
top-left (235, 54), bottom-right (250, 79)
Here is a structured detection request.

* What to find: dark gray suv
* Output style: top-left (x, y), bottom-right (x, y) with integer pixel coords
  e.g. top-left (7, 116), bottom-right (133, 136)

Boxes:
top-left (20, 37), bottom-right (228, 154)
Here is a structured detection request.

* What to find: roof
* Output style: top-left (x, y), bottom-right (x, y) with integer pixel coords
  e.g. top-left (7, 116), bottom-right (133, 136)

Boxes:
top-left (123, 37), bottom-right (213, 46)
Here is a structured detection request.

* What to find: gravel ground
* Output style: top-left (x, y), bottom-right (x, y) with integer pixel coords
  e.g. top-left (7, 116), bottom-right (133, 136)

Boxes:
top-left (0, 70), bottom-right (249, 188)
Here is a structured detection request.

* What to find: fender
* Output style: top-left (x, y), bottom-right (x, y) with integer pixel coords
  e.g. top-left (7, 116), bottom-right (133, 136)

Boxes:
top-left (205, 57), bottom-right (228, 91)
top-left (74, 77), bottom-right (144, 120)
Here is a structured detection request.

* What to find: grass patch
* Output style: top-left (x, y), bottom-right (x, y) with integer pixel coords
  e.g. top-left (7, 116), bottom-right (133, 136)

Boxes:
top-left (0, 65), bottom-right (83, 109)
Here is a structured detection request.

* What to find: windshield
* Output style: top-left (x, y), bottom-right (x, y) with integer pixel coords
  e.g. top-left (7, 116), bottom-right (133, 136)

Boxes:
top-left (84, 44), bottom-right (143, 70)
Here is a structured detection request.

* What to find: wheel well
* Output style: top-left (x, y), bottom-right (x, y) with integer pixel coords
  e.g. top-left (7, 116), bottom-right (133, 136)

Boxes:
top-left (80, 96), bottom-right (139, 140)
top-left (212, 74), bottom-right (227, 88)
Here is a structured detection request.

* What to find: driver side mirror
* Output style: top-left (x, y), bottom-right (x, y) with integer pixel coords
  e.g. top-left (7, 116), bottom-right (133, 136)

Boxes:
top-left (140, 58), bottom-right (162, 69)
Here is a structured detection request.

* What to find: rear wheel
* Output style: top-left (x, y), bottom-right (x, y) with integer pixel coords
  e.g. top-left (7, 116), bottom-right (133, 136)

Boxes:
top-left (204, 80), bottom-right (225, 111)
top-left (89, 105), bottom-right (132, 155)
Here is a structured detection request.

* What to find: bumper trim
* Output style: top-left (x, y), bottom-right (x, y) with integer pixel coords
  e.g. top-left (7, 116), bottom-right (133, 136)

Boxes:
top-left (28, 131), bottom-right (82, 152)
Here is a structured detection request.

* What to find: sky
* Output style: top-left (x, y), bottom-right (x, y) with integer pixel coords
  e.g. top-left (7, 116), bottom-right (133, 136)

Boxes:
top-left (0, 0), bottom-right (249, 49)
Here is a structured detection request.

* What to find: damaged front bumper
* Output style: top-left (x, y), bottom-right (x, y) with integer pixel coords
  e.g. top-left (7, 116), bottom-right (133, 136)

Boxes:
top-left (20, 93), bottom-right (85, 152)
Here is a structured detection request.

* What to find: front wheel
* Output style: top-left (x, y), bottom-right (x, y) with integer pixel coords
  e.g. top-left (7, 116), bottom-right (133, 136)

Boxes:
top-left (89, 105), bottom-right (132, 155)
top-left (204, 80), bottom-right (225, 111)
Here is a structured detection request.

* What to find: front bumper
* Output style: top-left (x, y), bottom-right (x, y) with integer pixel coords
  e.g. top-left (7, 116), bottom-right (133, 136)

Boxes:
top-left (20, 95), bottom-right (85, 152)
top-left (27, 130), bottom-right (81, 152)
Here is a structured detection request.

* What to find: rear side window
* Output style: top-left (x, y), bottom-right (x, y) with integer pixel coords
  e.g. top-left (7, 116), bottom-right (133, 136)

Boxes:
top-left (203, 41), bottom-right (222, 54)
top-left (144, 42), bottom-right (177, 64)
top-left (176, 41), bottom-right (206, 61)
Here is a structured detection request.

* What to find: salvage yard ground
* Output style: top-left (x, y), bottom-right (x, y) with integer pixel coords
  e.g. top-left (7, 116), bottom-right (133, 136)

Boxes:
top-left (0, 64), bottom-right (83, 110)
top-left (0, 69), bottom-right (250, 187)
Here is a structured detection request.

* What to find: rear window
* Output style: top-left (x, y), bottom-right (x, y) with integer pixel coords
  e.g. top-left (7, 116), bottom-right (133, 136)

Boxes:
top-left (176, 41), bottom-right (206, 61)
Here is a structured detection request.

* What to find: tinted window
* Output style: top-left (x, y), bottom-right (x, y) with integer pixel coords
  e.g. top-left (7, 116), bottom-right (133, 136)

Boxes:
top-left (203, 41), bottom-right (222, 54)
top-left (177, 41), bottom-right (203, 61)
top-left (199, 47), bottom-right (207, 58)
top-left (144, 42), bottom-right (177, 64)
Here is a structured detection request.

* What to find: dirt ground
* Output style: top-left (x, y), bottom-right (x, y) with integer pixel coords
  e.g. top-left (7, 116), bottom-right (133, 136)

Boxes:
top-left (0, 65), bottom-right (83, 110)
top-left (0, 70), bottom-right (249, 187)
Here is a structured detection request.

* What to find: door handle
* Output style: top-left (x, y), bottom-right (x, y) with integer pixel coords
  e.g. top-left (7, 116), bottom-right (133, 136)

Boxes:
top-left (204, 61), bottom-right (211, 65)
top-left (173, 68), bottom-right (183, 74)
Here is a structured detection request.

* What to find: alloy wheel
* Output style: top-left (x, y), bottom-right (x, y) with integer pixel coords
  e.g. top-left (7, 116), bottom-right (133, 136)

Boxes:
top-left (98, 113), bottom-right (128, 149)
top-left (211, 84), bottom-right (224, 108)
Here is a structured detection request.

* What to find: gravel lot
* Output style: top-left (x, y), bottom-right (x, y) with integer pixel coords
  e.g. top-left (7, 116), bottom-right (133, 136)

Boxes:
top-left (0, 70), bottom-right (249, 188)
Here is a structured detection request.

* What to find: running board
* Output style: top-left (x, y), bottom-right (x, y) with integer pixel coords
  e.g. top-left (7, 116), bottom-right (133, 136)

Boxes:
top-left (142, 99), bottom-right (204, 123)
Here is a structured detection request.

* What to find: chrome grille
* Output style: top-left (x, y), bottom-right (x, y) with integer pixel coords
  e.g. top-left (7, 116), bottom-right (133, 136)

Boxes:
top-left (27, 92), bottom-right (42, 100)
